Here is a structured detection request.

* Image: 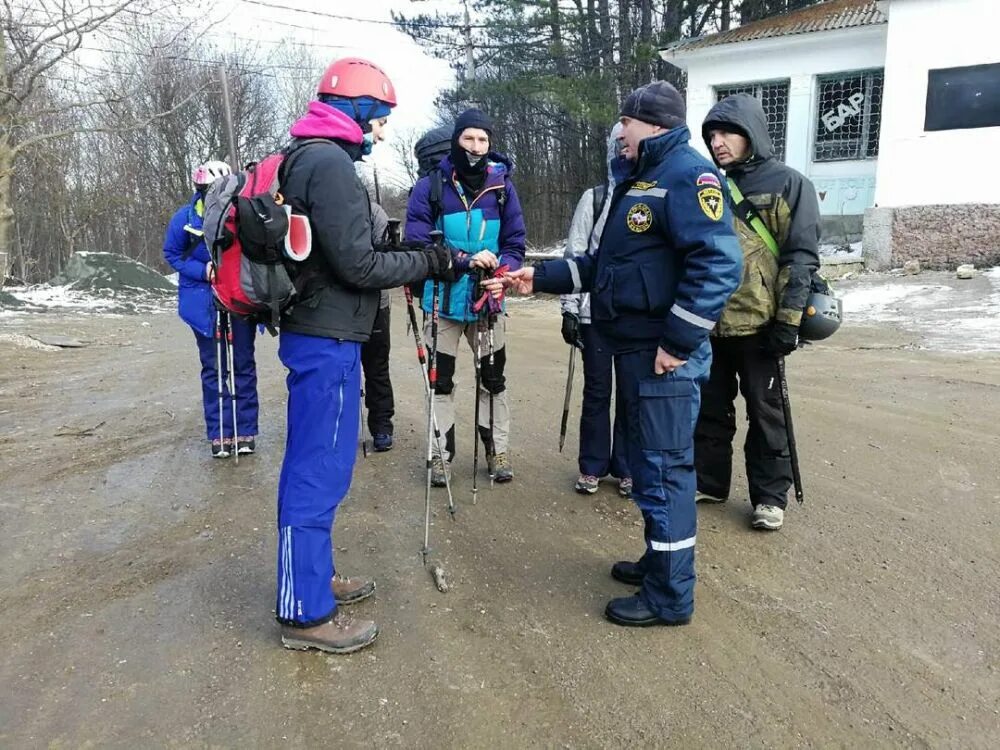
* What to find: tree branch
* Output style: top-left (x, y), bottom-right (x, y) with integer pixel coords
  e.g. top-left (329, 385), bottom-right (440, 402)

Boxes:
top-left (10, 81), bottom-right (207, 161)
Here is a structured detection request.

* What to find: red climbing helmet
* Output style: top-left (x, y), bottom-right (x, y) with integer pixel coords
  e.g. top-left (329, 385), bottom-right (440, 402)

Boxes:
top-left (317, 57), bottom-right (397, 106)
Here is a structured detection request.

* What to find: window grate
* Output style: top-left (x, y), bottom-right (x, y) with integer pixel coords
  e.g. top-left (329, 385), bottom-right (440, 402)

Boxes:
top-left (814, 70), bottom-right (884, 161)
top-left (715, 80), bottom-right (790, 161)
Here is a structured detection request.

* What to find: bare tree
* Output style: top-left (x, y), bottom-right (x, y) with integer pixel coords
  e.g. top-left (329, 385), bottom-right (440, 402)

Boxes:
top-left (389, 127), bottom-right (421, 187)
top-left (0, 1), bottom-right (204, 269)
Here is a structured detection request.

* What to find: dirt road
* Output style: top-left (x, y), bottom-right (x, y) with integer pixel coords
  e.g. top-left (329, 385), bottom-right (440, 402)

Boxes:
top-left (1, 298), bottom-right (997, 748)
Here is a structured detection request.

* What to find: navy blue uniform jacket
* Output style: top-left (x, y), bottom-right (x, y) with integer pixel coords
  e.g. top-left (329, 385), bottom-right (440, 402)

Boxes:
top-left (535, 125), bottom-right (743, 359)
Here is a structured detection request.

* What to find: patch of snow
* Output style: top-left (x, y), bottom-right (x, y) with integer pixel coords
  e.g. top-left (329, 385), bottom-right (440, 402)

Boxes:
top-left (165, 272), bottom-right (179, 286)
top-left (820, 241), bottom-right (863, 262)
top-left (838, 267), bottom-right (1000, 352)
top-left (7, 285), bottom-right (112, 311)
top-left (841, 284), bottom-right (949, 321)
top-left (526, 242), bottom-right (567, 260)
top-left (3, 283), bottom-right (172, 315)
top-left (0, 333), bottom-right (60, 351)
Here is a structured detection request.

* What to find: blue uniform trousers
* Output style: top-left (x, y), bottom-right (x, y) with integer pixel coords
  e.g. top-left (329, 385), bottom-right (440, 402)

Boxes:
top-left (579, 323), bottom-right (629, 479)
top-left (193, 316), bottom-right (259, 442)
top-left (614, 342), bottom-right (710, 620)
top-left (275, 332), bottom-right (361, 627)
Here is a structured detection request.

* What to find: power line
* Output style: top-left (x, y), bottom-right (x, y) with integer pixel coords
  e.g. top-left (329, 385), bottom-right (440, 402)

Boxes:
top-left (236, 0), bottom-right (489, 30)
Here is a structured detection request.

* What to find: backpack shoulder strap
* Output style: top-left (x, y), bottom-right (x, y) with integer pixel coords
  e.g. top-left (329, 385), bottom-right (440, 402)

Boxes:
top-left (727, 177), bottom-right (779, 257)
top-left (278, 138), bottom-right (337, 186)
top-left (592, 183), bottom-right (607, 220)
top-left (428, 168), bottom-right (445, 226)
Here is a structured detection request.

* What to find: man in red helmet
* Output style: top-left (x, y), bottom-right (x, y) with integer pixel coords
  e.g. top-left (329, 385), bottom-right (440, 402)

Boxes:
top-left (273, 57), bottom-right (455, 655)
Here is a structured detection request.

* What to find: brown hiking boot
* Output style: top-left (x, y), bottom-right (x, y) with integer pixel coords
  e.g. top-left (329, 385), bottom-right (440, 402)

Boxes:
top-left (488, 452), bottom-right (513, 483)
top-left (280, 611), bottom-right (378, 654)
top-left (332, 574), bottom-right (375, 605)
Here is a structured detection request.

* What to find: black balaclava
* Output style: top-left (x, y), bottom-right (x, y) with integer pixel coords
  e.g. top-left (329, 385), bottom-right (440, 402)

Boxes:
top-left (450, 108), bottom-right (494, 194)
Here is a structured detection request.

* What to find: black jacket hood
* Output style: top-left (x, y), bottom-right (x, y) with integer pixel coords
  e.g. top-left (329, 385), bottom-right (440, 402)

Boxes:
top-left (702, 94), bottom-right (774, 166)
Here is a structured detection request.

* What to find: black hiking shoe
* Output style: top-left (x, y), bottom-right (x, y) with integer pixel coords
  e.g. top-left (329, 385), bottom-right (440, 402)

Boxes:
top-left (611, 560), bottom-right (645, 586)
top-left (211, 440), bottom-right (231, 459)
top-left (604, 594), bottom-right (691, 628)
top-left (237, 436), bottom-right (256, 455)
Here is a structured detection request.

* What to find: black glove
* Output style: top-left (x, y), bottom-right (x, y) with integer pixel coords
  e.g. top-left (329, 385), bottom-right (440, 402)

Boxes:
top-left (763, 321), bottom-right (799, 357)
top-left (425, 242), bottom-right (457, 282)
top-left (561, 312), bottom-right (584, 350)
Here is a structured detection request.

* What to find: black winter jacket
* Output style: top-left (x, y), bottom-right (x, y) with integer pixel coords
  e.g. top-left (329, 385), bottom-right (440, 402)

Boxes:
top-left (279, 138), bottom-right (430, 341)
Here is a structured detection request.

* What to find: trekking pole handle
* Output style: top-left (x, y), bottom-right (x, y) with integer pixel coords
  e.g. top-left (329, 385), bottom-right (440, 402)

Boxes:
top-left (387, 219), bottom-right (401, 249)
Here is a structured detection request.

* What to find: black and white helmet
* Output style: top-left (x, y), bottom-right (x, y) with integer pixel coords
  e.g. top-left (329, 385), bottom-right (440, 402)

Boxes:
top-left (799, 289), bottom-right (842, 341)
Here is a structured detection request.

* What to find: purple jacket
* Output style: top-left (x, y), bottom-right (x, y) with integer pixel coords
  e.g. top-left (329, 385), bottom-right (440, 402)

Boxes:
top-left (405, 153), bottom-right (526, 320)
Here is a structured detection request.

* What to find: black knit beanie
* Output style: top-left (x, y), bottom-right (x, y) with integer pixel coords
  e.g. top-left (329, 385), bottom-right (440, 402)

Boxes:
top-left (451, 108), bottom-right (494, 192)
top-left (620, 81), bottom-right (686, 129)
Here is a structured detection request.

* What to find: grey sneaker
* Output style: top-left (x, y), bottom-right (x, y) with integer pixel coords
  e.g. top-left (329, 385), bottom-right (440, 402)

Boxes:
top-left (489, 452), bottom-right (513, 483)
top-left (431, 456), bottom-right (450, 488)
top-left (696, 491), bottom-right (727, 504)
top-left (618, 477), bottom-right (633, 498)
top-left (751, 504), bottom-right (784, 530)
top-left (332, 574), bottom-right (375, 605)
top-left (280, 611), bottom-right (378, 654)
top-left (575, 474), bottom-right (599, 494)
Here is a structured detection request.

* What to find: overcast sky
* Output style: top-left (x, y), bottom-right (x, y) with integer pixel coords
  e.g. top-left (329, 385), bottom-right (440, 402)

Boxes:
top-left (210, 0), bottom-right (459, 185)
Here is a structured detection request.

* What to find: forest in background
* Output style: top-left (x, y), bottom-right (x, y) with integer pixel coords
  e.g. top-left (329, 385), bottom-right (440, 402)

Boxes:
top-left (1, 1), bottom-right (820, 283)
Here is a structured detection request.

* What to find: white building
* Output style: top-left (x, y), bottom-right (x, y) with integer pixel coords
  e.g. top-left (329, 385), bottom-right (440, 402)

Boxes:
top-left (660, 0), bottom-right (1000, 269)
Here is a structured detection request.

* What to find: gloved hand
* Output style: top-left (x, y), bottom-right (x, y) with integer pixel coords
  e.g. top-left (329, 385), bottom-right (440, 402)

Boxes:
top-left (561, 312), bottom-right (584, 349)
top-left (425, 242), bottom-right (457, 282)
top-left (763, 321), bottom-right (799, 357)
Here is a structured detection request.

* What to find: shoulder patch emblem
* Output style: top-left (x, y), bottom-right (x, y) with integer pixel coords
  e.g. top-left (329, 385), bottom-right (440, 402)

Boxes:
top-left (696, 172), bottom-right (721, 188)
top-left (626, 203), bottom-right (653, 233)
top-left (697, 187), bottom-right (724, 221)
top-left (632, 180), bottom-right (658, 191)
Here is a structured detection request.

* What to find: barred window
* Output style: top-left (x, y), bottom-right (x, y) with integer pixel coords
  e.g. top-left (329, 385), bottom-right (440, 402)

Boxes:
top-left (715, 80), bottom-right (789, 161)
top-left (814, 70), bottom-right (884, 161)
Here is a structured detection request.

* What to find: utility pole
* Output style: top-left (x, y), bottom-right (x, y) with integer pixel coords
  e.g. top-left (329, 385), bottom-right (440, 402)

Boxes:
top-left (218, 65), bottom-right (240, 169)
top-left (463, 0), bottom-right (475, 82)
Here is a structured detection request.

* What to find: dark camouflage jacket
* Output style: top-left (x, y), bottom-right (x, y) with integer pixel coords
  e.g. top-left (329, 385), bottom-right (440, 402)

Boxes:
top-left (703, 94), bottom-right (821, 336)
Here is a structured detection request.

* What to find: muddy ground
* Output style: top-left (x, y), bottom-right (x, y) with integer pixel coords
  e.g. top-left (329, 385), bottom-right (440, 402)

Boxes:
top-left (0, 295), bottom-right (998, 748)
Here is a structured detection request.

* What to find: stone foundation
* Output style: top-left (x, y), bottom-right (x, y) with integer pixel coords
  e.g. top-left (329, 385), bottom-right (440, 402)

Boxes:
top-left (864, 204), bottom-right (1000, 270)
top-left (820, 215), bottom-right (864, 246)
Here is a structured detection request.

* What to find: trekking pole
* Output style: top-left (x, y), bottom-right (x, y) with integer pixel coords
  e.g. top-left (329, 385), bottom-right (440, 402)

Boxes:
top-left (486, 311), bottom-right (496, 488)
top-left (214, 309), bottom-right (225, 455)
top-left (359, 387), bottom-right (368, 458)
top-left (777, 356), bottom-right (804, 504)
top-left (472, 313), bottom-right (483, 505)
top-left (470, 268), bottom-right (489, 502)
top-left (224, 311), bottom-right (239, 464)
top-left (403, 283), bottom-right (455, 517)
top-left (422, 230), bottom-right (445, 563)
top-left (559, 345), bottom-right (577, 453)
